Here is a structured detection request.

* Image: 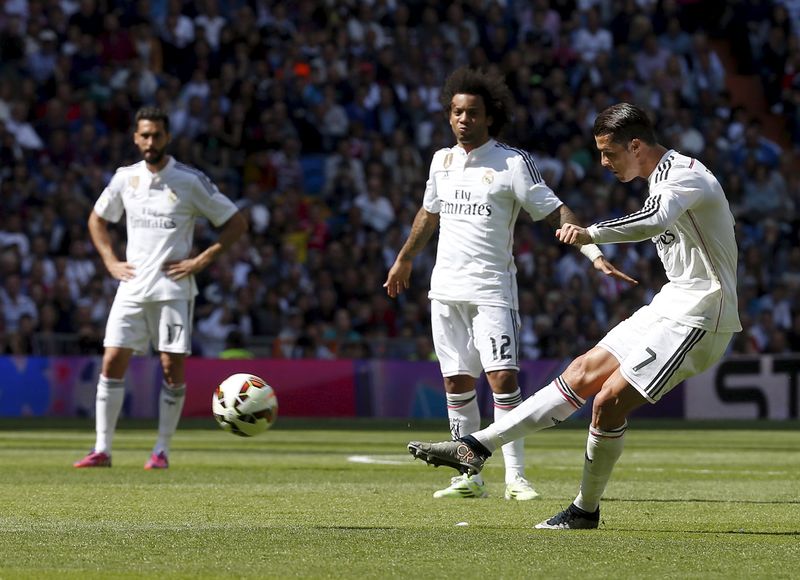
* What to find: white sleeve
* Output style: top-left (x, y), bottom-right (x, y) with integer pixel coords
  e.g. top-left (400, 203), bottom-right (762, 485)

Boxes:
top-left (511, 153), bottom-right (563, 221)
top-left (422, 153), bottom-right (441, 214)
top-left (93, 171), bottom-right (126, 223)
top-left (588, 179), bottom-right (703, 244)
top-left (190, 172), bottom-right (238, 226)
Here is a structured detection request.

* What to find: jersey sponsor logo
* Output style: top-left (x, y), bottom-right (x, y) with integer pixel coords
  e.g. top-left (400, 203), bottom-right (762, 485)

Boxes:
top-left (440, 200), bottom-right (493, 217)
top-left (131, 207), bottom-right (177, 229)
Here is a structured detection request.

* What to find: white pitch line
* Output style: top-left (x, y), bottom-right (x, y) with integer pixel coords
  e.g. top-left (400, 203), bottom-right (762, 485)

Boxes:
top-left (347, 455), bottom-right (790, 476)
top-left (347, 455), bottom-right (414, 465)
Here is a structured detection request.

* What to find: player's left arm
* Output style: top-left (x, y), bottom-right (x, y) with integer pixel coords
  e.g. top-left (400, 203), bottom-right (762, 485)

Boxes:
top-left (164, 211), bottom-right (247, 281)
top-left (164, 174), bottom-right (248, 281)
top-left (565, 181), bottom-right (698, 246)
top-left (164, 212), bottom-right (247, 280)
top-left (545, 204), bottom-right (638, 285)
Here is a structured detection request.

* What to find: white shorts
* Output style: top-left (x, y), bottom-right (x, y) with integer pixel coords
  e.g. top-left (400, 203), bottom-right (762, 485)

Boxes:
top-left (430, 300), bottom-right (520, 378)
top-left (598, 305), bottom-right (733, 403)
top-left (104, 298), bottom-right (194, 355)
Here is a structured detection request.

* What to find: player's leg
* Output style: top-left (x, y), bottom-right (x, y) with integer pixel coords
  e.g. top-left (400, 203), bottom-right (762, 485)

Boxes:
top-left (536, 374), bottom-right (643, 530)
top-left (474, 306), bottom-right (535, 497)
top-left (408, 346), bottom-right (617, 475)
top-left (430, 301), bottom-right (487, 497)
top-left (146, 300), bottom-right (192, 469)
top-left (75, 298), bottom-right (145, 468)
top-left (538, 315), bottom-right (734, 529)
top-left (474, 346), bottom-right (616, 453)
top-left (484, 369), bottom-right (539, 499)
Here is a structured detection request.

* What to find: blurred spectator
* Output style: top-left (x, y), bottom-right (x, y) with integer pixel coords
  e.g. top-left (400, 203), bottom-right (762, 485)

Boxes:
top-left (219, 330), bottom-right (254, 359)
top-left (0, 0), bottom-right (797, 362)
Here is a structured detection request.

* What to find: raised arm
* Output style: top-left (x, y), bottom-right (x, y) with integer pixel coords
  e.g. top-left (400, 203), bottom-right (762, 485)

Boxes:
top-left (383, 207), bottom-right (439, 298)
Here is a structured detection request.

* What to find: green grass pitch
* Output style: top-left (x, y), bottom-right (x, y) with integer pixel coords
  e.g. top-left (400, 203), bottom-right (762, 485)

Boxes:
top-left (0, 418), bottom-right (798, 579)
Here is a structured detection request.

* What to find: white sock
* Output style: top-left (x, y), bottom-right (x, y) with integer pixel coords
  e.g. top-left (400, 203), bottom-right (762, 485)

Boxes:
top-left (446, 390), bottom-right (480, 440)
top-left (574, 422), bottom-right (628, 513)
top-left (94, 375), bottom-right (125, 454)
top-left (446, 390), bottom-right (483, 485)
top-left (153, 382), bottom-right (186, 455)
top-left (493, 389), bottom-right (526, 484)
top-left (473, 377), bottom-right (585, 452)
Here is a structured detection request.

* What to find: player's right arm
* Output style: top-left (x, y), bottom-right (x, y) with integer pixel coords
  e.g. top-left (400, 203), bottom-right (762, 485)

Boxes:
top-left (90, 170), bottom-right (135, 281)
top-left (88, 210), bottom-right (135, 281)
top-left (383, 207), bottom-right (439, 298)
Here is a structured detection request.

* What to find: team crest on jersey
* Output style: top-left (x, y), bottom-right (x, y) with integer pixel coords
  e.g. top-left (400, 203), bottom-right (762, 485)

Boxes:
top-left (482, 170), bottom-right (494, 184)
top-left (165, 187), bottom-right (178, 203)
top-left (129, 176), bottom-right (139, 188)
top-left (443, 153), bottom-right (453, 169)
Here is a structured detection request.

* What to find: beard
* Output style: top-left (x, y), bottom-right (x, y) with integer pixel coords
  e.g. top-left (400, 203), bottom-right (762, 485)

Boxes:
top-left (144, 148), bottom-right (166, 165)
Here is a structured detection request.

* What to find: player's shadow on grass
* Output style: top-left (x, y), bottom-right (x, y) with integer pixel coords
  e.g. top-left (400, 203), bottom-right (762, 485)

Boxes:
top-left (605, 497), bottom-right (800, 505)
top-left (614, 528), bottom-right (800, 536)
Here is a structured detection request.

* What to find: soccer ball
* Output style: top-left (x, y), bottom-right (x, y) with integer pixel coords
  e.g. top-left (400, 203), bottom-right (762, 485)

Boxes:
top-left (212, 373), bottom-right (278, 437)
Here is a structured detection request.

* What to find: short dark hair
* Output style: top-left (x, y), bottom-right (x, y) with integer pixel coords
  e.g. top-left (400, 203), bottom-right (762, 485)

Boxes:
top-left (440, 67), bottom-right (514, 137)
top-left (593, 103), bottom-right (657, 146)
top-left (134, 106), bottom-right (170, 133)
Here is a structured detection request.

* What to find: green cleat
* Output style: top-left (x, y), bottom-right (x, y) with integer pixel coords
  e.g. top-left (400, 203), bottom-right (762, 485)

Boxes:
top-left (433, 475), bottom-right (488, 499)
top-left (504, 475), bottom-right (540, 501)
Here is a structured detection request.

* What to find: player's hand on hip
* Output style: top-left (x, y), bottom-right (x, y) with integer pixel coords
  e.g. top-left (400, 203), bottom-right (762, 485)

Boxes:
top-left (108, 261), bottom-right (136, 281)
top-left (383, 259), bottom-right (412, 298)
top-left (555, 223), bottom-right (591, 245)
top-left (593, 256), bottom-right (639, 285)
top-left (163, 258), bottom-right (198, 281)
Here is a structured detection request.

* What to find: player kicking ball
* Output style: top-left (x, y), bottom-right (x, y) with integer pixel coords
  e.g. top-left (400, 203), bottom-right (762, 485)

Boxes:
top-left (410, 103), bottom-right (741, 528)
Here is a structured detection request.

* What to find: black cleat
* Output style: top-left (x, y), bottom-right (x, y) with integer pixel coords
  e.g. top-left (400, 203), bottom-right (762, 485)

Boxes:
top-left (407, 440), bottom-right (487, 476)
top-left (535, 503), bottom-right (600, 530)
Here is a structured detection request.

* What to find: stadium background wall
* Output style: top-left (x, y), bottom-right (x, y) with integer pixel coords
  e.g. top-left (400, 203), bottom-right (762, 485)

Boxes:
top-left (0, 355), bottom-right (797, 420)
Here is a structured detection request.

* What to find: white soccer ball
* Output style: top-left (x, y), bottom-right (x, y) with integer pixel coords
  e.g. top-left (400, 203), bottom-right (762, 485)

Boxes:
top-left (212, 373), bottom-right (278, 437)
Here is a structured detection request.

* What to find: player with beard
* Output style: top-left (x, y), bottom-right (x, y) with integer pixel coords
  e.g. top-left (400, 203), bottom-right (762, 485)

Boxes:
top-left (384, 68), bottom-right (635, 500)
top-left (74, 107), bottom-right (247, 470)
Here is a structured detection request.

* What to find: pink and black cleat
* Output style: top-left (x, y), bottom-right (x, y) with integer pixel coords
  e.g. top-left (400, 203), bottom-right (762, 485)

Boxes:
top-left (144, 451), bottom-right (169, 470)
top-left (73, 450), bottom-right (111, 468)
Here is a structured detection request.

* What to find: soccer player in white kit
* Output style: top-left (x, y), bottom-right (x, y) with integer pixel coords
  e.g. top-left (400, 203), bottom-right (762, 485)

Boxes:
top-left (408, 102), bottom-right (742, 528)
top-left (74, 107), bottom-right (247, 469)
top-left (385, 68), bottom-right (634, 500)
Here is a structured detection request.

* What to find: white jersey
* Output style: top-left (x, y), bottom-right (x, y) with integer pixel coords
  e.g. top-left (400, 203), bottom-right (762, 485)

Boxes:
top-left (423, 139), bottom-right (563, 308)
top-left (587, 150), bottom-right (741, 333)
top-left (94, 157), bottom-right (238, 302)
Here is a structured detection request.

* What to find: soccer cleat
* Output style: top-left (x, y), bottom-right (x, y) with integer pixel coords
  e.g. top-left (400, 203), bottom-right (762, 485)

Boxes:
top-left (433, 474), bottom-right (488, 498)
top-left (407, 440), bottom-right (487, 475)
top-left (73, 450), bottom-right (111, 468)
top-left (144, 451), bottom-right (169, 470)
top-left (535, 503), bottom-right (600, 530)
top-left (504, 475), bottom-right (540, 501)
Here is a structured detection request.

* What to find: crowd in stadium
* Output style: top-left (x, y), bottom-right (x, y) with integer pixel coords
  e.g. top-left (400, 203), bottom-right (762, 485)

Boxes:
top-left (0, 0), bottom-right (799, 359)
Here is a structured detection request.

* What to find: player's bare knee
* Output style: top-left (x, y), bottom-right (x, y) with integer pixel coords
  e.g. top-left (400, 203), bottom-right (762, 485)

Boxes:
top-left (101, 348), bottom-right (130, 379)
top-left (562, 354), bottom-right (594, 391)
top-left (592, 389), bottom-right (628, 430)
top-left (486, 369), bottom-right (518, 393)
top-left (160, 352), bottom-right (185, 385)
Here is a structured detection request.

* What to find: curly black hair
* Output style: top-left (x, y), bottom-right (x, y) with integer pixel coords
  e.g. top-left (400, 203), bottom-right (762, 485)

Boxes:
top-left (439, 67), bottom-right (514, 137)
